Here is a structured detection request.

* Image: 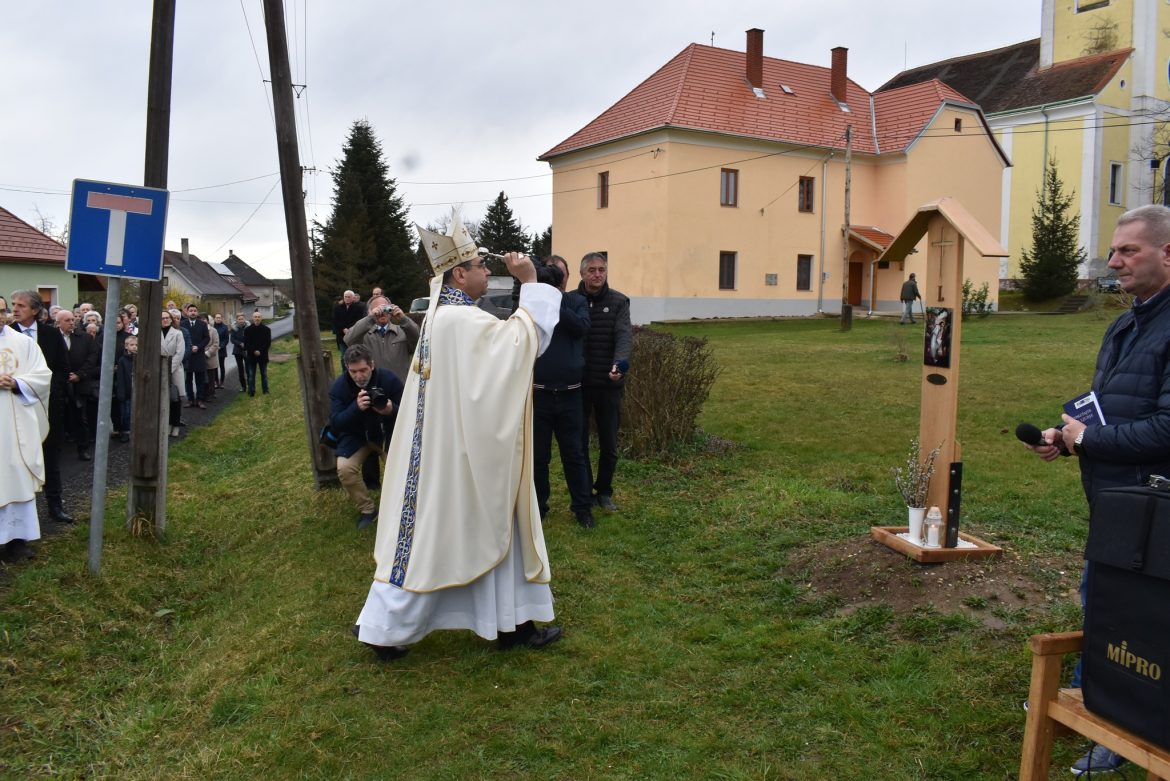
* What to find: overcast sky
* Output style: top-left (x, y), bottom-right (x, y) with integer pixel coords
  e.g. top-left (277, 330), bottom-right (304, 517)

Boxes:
top-left (1, 1), bottom-right (1040, 279)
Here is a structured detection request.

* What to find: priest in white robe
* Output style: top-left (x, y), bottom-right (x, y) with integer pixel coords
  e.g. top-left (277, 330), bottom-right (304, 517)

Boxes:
top-left (0, 312), bottom-right (52, 561)
top-left (354, 213), bottom-right (562, 660)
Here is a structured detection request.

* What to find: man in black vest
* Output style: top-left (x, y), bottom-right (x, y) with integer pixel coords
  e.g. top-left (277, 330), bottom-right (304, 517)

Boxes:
top-left (9, 290), bottom-right (74, 522)
top-left (577, 252), bottom-right (632, 513)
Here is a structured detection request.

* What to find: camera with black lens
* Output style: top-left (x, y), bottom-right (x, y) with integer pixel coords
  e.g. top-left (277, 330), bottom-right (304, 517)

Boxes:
top-left (367, 386), bottom-right (391, 411)
top-left (509, 255), bottom-right (564, 312)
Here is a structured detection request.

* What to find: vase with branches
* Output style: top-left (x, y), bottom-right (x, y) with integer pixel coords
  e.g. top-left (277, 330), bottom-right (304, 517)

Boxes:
top-left (893, 437), bottom-right (942, 508)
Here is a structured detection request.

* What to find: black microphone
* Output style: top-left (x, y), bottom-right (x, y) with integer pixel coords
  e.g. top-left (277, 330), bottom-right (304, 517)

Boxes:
top-left (1015, 422), bottom-right (1045, 446)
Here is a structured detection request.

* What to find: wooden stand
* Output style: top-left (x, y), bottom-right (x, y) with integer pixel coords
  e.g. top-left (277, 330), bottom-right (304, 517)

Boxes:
top-left (869, 526), bottom-right (1001, 562)
top-left (1020, 631), bottom-right (1170, 780)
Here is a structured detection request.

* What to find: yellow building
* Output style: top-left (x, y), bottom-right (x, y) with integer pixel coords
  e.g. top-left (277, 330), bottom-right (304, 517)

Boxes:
top-left (882, 0), bottom-right (1169, 281)
top-left (540, 30), bottom-right (1008, 324)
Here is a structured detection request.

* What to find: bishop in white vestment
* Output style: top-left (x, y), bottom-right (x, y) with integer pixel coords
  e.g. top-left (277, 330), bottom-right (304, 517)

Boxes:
top-left (355, 218), bottom-right (562, 658)
top-left (0, 320), bottom-right (52, 558)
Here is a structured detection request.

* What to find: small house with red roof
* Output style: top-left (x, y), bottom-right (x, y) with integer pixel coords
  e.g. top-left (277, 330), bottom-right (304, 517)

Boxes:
top-left (0, 206), bottom-right (82, 309)
top-left (540, 29), bottom-right (1008, 323)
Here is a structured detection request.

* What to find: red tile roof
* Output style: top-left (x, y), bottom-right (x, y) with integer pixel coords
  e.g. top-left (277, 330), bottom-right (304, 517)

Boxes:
top-left (541, 43), bottom-right (991, 161)
top-left (0, 206), bottom-right (67, 265)
top-left (873, 79), bottom-right (980, 152)
top-left (849, 226), bottom-right (896, 252)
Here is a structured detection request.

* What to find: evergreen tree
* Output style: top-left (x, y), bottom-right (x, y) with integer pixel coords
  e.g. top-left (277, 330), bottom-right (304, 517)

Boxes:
top-left (314, 120), bottom-right (429, 323)
top-left (1019, 162), bottom-right (1087, 301)
top-left (477, 191), bottom-right (529, 275)
top-left (531, 225), bottom-right (553, 259)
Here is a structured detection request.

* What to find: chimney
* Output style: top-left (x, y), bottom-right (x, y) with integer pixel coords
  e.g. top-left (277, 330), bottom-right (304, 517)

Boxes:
top-left (746, 28), bottom-right (764, 90)
top-left (831, 46), bottom-right (848, 103)
top-left (181, 237), bottom-right (189, 262)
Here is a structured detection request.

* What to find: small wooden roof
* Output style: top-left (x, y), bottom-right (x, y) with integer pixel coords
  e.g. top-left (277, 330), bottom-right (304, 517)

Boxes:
top-left (878, 197), bottom-right (1008, 264)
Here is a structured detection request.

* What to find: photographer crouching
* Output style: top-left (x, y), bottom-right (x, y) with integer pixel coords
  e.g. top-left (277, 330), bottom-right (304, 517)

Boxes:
top-left (329, 344), bottom-right (404, 530)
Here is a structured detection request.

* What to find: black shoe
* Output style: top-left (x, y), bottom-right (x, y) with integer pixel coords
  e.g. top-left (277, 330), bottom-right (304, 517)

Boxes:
top-left (119, 433), bottom-right (130, 443)
top-left (78, 449), bottom-right (92, 461)
top-left (356, 512), bottom-right (377, 530)
top-left (593, 494), bottom-right (617, 512)
top-left (3, 539), bottom-right (35, 562)
top-left (351, 624), bottom-right (409, 661)
top-left (575, 509), bottom-right (596, 529)
top-left (498, 621), bottom-right (563, 651)
top-left (48, 501), bottom-right (75, 524)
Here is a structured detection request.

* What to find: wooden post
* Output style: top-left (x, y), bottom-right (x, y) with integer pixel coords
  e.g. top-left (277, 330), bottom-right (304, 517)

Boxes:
top-left (840, 124), bottom-right (853, 330)
top-left (261, 0), bottom-right (337, 488)
top-left (128, 0), bottom-right (175, 528)
top-left (919, 216), bottom-right (964, 526)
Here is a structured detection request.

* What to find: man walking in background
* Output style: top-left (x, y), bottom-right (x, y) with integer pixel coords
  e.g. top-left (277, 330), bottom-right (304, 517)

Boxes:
top-left (900, 272), bottom-right (921, 325)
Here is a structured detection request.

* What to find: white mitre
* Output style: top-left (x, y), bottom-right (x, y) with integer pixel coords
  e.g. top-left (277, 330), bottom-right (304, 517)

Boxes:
top-left (415, 207), bottom-right (483, 277)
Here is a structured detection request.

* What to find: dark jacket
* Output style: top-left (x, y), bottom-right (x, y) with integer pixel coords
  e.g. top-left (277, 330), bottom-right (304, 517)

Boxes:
top-left (534, 290), bottom-right (589, 388)
top-left (185, 316), bottom-right (209, 372)
top-left (900, 279), bottom-right (921, 302)
top-left (13, 320), bottom-right (68, 427)
top-left (328, 367), bottom-right (405, 458)
top-left (332, 301), bottom-right (366, 338)
top-left (230, 321), bottom-right (247, 354)
top-left (577, 281), bottom-right (632, 388)
top-left (1078, 291), bottom-right (1170, 501)
top-left (64, 330), bottom-right (101, 398)
top-left (214, 322), bottom-right (230, 355)
top-left (243, 322), bottom-right (272, 363)
top-left (114, 353), bottom-right (134, 402)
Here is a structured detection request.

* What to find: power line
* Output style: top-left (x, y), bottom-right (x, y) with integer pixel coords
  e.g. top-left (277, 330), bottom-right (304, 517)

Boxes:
top-left (210, 177), bottom-right (281, 255)
top-left (239, 0), bottom-right (275, 126)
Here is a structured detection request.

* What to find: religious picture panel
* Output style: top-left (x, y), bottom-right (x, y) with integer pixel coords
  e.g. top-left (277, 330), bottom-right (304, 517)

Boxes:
top-left (923, 307), bottom-right (953, 368)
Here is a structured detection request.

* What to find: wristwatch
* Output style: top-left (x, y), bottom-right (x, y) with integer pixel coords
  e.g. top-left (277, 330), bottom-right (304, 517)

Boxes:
top-left (1074, 430), bottom-right (1085, 455)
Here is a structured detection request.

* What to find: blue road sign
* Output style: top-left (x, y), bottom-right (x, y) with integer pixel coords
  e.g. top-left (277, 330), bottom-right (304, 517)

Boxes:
top-left (66, 179), bottom-right (169, 281)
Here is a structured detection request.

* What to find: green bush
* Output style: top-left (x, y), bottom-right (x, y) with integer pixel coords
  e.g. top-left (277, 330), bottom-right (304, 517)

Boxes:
top-left (961, 278), bottom-right (993, 320)
top-left (621, 327), bottom-right (721, 457)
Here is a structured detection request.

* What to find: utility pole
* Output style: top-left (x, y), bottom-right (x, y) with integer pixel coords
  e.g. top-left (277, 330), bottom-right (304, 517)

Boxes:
top-left (262, 0), bottom-right (337, 488)
top-left (840, 124), bottom-right (854, 331)
top-left (127, 0), bottom-right (175, 539)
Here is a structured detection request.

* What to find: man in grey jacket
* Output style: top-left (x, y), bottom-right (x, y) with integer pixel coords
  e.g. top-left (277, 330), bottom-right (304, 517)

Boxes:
top-left (344, 295), bottom-right (419, 382)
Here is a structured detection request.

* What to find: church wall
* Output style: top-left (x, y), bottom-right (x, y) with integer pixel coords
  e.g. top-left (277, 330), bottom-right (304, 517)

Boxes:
top-left (1051, 0), bottom-right (1135, 64)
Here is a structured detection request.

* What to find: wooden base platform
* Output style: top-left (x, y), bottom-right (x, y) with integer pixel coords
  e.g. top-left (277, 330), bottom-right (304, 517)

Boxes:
top-left (870, 526), bottom-right (1002, 562)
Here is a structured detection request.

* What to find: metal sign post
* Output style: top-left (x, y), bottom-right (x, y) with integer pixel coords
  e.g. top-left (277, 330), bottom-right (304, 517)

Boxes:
top-left (66, 179), bottom-right (169, 575)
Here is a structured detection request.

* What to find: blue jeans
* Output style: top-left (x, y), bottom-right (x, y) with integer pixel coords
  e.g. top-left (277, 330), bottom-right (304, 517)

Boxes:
top-left (1071, 561), bottom-right (1090, 688)
top-left (246, 359), bottom-right (269, 395)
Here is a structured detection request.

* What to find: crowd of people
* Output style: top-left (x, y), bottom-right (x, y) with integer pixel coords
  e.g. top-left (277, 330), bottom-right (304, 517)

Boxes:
top-left (0, 291), bottom-right (274, 562)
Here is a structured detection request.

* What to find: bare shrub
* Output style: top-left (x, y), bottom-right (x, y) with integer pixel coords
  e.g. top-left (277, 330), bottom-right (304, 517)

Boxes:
top-left (621, 327), bottom-right (721, 457)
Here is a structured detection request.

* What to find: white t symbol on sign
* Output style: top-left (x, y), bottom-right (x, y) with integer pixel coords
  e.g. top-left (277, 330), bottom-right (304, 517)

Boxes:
top-left (85, 191), bottom-right (153, 267)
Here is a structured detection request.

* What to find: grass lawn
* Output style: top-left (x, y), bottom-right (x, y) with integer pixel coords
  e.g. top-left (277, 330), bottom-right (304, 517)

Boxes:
top-left (1, 314), bottom-right (1111, 779)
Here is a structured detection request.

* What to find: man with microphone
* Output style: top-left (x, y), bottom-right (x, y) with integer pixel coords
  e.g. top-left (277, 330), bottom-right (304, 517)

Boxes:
top-left (1024, 205), bottom-right (1170, 775)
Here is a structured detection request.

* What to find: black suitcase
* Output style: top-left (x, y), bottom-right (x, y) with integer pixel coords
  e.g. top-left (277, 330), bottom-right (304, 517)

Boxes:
top-left (1083, 476), bottom-right (1170, 751)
